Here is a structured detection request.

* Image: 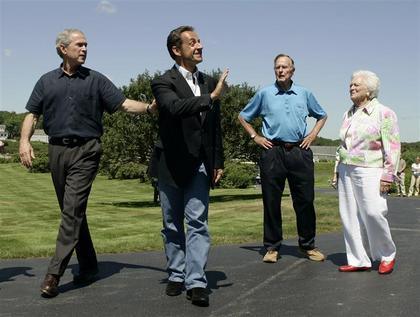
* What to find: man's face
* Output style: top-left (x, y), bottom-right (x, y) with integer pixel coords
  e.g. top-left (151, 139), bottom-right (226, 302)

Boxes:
top-left (173, 31), bottom-right (203, 68)
top-left (61, 32), bottom-right (87, 65)
top-left (274, 56), bottom-right (294, 84)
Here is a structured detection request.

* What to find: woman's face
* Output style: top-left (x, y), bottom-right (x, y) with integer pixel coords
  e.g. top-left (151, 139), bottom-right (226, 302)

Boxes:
top-left (350, 76), bottom-right (370, 106)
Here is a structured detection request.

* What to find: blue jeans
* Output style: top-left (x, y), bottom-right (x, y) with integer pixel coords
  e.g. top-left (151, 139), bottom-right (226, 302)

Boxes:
top-left (159, 165), bottom-right (210, 290)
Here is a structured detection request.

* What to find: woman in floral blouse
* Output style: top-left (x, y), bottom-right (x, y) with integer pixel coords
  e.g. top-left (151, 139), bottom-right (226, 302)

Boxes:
top-left (335, 70), bottom-right (400, 274)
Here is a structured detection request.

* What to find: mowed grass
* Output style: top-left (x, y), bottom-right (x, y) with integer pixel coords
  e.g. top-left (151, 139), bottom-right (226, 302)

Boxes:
top-left (0, 162), bottom-right (340, 259)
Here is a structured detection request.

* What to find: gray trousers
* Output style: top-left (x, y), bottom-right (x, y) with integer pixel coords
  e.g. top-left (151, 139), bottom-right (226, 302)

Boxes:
top-left (47, 139), bottom-right (101, 276)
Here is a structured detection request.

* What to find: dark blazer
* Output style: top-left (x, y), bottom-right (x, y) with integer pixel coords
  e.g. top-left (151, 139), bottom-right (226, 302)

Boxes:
top-left (151, 66), bottom-right (224, 188)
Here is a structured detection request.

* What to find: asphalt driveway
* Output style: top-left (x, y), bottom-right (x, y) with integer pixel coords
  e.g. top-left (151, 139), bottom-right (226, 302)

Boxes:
top-left (1, 196), bottom-right (419, 317)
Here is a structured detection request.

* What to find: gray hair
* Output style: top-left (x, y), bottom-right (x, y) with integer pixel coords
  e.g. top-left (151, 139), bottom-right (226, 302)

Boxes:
top-left (351, 70), bottom-right (380, 99)
top-left (55, 29), bottom-right (85, 58)
top-left (274, 54), bottom-right (295, 71)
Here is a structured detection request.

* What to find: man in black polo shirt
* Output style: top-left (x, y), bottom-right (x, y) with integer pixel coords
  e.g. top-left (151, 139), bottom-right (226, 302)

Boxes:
top-left (19, 28), bottom-right (156, 298)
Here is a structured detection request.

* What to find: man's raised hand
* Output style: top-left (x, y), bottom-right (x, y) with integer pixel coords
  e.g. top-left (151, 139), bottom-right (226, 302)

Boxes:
top-left (210, 68), bottom-right (229, 101)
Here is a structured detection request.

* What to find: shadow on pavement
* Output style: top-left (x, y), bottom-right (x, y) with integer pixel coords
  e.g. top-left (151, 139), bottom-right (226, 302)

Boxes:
top-left (325, 252), bottom-right (347, 266)
top-left (158, 270), bottom-right (233, 295)
top-left (207, 270), bottom-right (233, 293)
top-left (240, 243), bottom-right (308, 258)
top-left (0, 266), bottom-right (35, 283)
top-left (58, 261), bottom-right (166, 294)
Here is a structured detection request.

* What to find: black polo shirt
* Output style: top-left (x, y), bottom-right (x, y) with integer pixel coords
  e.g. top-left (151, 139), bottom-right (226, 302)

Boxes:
top-left (26, 66), bottom-right (126, 138)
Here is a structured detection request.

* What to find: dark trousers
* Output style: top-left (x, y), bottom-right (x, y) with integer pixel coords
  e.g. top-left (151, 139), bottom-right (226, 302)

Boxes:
top-left (47, 139), bottom-right (101, 276)
top-left (259, 145), bottom-right (316, 251)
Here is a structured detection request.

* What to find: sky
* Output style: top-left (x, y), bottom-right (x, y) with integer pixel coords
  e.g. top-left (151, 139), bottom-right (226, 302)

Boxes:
top-left (1, 0), bottom-right (419, 142)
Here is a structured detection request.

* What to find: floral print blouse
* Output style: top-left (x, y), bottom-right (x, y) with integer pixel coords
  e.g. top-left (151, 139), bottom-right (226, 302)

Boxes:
top-left (337, 98), bottom-right (400, 182)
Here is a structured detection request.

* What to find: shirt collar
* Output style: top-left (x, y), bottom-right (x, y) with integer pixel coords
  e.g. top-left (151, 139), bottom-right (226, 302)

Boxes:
top-left (57, 64), bottom-right (88, 79)
top-left (363, 98), bottom-right (377, 115)
top-left (175, 64), bottom-right (199, 82)
top-left (274, 80), bottom-right (296, 95)
top-left (348, 98), bottom-right (378, 116)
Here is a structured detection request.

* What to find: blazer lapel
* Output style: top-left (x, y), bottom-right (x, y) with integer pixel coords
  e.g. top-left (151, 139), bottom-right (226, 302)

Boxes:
top-left (198, 72), bottom-right (209, 124)
top-left (170, 66), bottom-right (194, 98)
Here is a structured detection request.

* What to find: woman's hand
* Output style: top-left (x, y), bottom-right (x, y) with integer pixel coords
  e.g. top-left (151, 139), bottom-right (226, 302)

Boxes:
top-left (380, 180), bottom-right (392, 194)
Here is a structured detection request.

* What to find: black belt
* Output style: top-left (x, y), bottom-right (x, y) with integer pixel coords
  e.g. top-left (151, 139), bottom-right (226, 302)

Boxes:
top-left (49, 137), bottom-right (95, 146)
top-left (270, 140), bottom-right (301, 150)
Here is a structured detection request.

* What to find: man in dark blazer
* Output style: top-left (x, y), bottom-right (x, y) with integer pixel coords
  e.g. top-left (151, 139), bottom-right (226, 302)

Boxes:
top-left (151, 25), bottom-right (228, 307)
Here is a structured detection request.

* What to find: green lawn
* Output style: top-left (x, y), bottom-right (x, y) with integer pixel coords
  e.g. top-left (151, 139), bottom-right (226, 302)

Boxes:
top-left (0, 162), bottom-right (340, 259)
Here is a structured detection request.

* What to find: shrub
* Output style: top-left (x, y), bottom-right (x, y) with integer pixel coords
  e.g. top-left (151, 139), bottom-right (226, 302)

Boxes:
top-left (0, 153), bottom-right (20, 164)
top-left (219, 161), bottom-right (258, 189)
top-left (108, 161), bottom-right (148, 181)
top-left (0, 157), bottom-right (10, 164)
top-left (30, 154), bottom-right (50, 173)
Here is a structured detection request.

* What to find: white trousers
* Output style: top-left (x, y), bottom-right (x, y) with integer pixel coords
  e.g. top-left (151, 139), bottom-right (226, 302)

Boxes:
top-left (338, 164), bottom-right (396, 267)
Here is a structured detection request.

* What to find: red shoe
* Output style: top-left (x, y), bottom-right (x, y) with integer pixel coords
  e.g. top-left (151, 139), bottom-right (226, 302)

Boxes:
top-left (339, 265), bottom-right (371, 272)
top-left (378, 259), bottom-right (395, 274)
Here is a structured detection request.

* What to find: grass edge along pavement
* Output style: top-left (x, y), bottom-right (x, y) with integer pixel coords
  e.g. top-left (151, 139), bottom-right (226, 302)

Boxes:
top-left (0, 162), bottom-right (341, 259)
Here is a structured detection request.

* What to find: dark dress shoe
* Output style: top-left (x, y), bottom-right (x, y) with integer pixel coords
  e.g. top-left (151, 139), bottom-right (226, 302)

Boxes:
top-left (379, 259), bottom-right (395, 274)
top-left (165, 281), bottom-right (184, 296)
top-left (186, 287), bottom-right (209, 307)
top-left (73, 268), bottom-right (99, 285)
top-left (338, 265), bottom-right (371, 272)
top-left (40, 274), bottom-right (60, 298)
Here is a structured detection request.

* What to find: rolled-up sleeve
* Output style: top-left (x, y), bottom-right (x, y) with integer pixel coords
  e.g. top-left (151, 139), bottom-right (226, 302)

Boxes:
top-left (26, 78), bottom-right (44, 115)
top-left (98, 75), bottom-right (126, 114)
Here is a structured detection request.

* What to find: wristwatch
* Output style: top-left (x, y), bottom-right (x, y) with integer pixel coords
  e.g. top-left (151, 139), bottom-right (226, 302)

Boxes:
top-left (250, 133), bottom-right (257, 139)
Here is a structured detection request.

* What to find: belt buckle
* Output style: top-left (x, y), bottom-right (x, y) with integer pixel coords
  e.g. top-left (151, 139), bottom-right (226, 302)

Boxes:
top-left (62, 137), bottom-right (71, 145)
top-left (284, 143), bottom-right (294, 151)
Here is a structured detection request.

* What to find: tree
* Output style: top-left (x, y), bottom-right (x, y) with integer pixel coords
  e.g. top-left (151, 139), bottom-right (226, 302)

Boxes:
top-left (220, 81), bottom-right (260, 162)
top-left (0, 111), bottom-right (26, 139)
top-left (100, 71), bottom-right (160, 178)
top-left (312, 136), bottom-right (341, 146)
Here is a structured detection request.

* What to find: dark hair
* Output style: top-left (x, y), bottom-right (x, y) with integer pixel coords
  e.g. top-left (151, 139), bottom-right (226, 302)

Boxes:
top-left (166, 25), bottom-right (195, 60)
top-left (274, 54), bottom-right (295, 70)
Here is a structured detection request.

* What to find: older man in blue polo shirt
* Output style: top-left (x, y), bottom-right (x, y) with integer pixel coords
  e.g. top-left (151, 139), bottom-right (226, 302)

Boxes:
top-left (238, 54), bottom-right (328, 263)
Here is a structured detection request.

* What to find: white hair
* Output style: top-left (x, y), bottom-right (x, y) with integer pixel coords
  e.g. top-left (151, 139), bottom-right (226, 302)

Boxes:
top-left (351, 70), bottom-right (380, 99)
top-left (55, 28), bottom-right (85, 58)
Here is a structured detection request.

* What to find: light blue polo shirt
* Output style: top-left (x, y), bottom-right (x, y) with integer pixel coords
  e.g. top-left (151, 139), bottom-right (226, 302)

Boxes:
top-left (240, 81), bottom-right (327, 142)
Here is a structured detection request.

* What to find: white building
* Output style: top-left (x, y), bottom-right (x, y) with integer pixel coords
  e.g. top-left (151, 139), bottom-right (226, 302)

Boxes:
top-left (31, 129), bottom-right (49, 143)
top-left (0, 125), bottom-right (9, 141)
top-left (311, 146), bottom-right (337, 162)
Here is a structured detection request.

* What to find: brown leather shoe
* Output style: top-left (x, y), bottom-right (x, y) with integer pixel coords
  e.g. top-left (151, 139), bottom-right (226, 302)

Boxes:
top-left (40, 274), bottom-right (60, 298)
